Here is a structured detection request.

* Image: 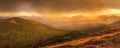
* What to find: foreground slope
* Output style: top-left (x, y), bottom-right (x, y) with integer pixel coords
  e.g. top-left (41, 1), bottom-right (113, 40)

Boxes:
top-left (0, 17), bottom-right (69, 48)
top-left (43, 20), bottom-right (120, 48)
top-left (55, 33), bottom-right (120, 48)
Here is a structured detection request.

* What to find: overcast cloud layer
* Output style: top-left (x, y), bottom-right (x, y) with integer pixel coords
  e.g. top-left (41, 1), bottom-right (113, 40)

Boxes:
top-left (0, 0), bottom-right (119, 13)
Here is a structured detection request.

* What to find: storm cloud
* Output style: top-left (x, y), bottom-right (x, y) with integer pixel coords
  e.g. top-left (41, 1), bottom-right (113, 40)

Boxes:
top-left (0, 0), bottom-right (119, 13)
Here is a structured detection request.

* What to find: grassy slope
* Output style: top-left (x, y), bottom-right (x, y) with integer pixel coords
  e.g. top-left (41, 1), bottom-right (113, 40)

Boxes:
top-left (0, 17), bottom-right (70, 48)
top-left (0, 17), bottom-right (111, 48)
top-left (56, 33), bottom-right (120, 48)
top-left (43, 20), bottom-right (120, 48)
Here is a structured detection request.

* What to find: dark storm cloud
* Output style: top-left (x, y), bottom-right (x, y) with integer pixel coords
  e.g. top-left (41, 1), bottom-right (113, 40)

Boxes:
top-left (0, 0), bottom-right (119, 12)
top-left (0, 0), bottom-right (33, 12)
top-left (0, 0), bottom-right (18, 12)
top-left (105, 0), bottom-right (120, 9)
top-left (33, 0), bottom-right (108, 12)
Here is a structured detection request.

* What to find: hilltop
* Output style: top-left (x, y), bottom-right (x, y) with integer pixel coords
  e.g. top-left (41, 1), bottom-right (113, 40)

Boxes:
top-left (0, 17), bottom-right (70, 48)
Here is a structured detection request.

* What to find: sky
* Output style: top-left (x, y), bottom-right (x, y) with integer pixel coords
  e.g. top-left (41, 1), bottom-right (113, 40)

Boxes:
top-left (0, 0), bottom-right (120, 17)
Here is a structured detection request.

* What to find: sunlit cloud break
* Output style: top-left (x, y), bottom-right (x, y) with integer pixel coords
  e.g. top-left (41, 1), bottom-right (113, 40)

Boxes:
top-left (0, 12), bottom-right (40, 17)
top-left (65, 8), bottom-right (120, 17)
top-left (0, 8), bottom-right (120, 17)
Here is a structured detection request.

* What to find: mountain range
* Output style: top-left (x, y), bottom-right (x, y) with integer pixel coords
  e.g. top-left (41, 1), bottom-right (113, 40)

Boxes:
top-left (0, 16), bottom-right (120, 48)
top-left (21, 15), bottom-right (120, 31)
